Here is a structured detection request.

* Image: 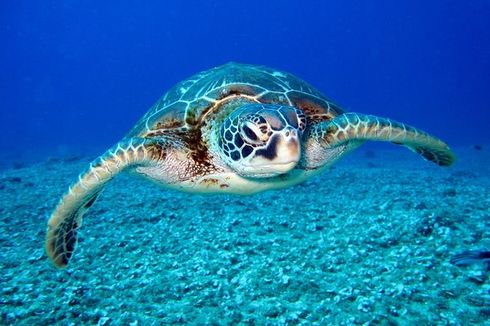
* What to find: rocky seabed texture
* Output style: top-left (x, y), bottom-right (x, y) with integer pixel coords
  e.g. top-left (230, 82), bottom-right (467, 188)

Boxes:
top-left (0, 148), bottom-right (489, 325)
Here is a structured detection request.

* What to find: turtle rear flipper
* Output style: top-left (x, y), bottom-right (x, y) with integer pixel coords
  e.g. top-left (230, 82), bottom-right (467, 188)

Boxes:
top-left (45, 138), bottom-right (168, 268)
top-left (309, 113), bottom-right (455, 166)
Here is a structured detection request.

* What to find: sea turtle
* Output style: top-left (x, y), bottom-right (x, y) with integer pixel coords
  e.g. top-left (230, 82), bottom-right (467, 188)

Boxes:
top-left (45, 62), bottom-right (455, 268)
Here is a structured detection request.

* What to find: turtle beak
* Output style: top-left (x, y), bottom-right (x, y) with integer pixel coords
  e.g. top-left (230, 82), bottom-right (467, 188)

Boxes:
top-left (271, 128), bottom-right (301, 172)
top-left (249, 127), bottom-right (301, 175)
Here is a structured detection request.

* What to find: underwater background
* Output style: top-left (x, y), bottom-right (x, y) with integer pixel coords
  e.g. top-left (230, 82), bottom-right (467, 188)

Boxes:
top-left (1, 0), bottom-right (490, 325)
top-left (2, 0), bottom-right (489, 161)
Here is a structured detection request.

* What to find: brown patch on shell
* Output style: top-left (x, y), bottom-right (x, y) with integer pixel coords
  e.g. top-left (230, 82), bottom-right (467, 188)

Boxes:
top-left (215, 84), bottom-right (257, 100)
top-left (287, 92), bottom-right (343, 123)
top-left (156, 119), bottom-right (181, 129)
top-left (182, 86), bottom-right (257, 127)
top-left (148, 84), bottom-right (261, 135)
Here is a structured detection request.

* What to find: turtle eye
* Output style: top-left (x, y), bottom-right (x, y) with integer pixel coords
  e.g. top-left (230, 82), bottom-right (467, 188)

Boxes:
top-left (240, 121), bottom-right (266, 145)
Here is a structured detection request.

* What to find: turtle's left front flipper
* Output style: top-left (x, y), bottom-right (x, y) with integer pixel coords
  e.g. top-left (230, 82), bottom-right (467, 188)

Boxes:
top-left (306, 113), bottom-right (455, 167)
top-left (45, 138), bottom-right (168, 268)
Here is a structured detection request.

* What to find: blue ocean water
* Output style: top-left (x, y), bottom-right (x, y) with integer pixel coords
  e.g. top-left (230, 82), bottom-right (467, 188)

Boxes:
top-left (1, 0), bottom-right (489, 163)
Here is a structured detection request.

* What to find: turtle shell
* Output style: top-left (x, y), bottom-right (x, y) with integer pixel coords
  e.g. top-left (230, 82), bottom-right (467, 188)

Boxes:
top-left (126, 62), bottom-right (344, 138)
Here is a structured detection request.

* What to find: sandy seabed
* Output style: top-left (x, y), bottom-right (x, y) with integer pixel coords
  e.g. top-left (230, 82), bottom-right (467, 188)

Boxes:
top-left (0, 146), bottom-right (489, 325)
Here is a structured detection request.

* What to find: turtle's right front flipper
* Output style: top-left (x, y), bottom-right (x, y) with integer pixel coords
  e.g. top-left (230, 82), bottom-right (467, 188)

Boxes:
top-left (45, 138), bottom-right (168, 268)
top-left (304, 113), bottom-right (455, 168)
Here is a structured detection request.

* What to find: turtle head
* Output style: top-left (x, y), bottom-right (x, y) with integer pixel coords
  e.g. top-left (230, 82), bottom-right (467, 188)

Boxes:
top-left (218, 104), bottom-right (306, 178)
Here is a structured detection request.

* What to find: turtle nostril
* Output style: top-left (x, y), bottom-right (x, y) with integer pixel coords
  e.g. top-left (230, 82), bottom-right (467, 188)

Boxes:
top-left (284, 128), bottom-right (298, 138)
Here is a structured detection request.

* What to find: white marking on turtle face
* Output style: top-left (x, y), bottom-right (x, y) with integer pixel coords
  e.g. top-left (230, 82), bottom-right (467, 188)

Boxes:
top-left (179, 87), bottom-right (188, 94)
